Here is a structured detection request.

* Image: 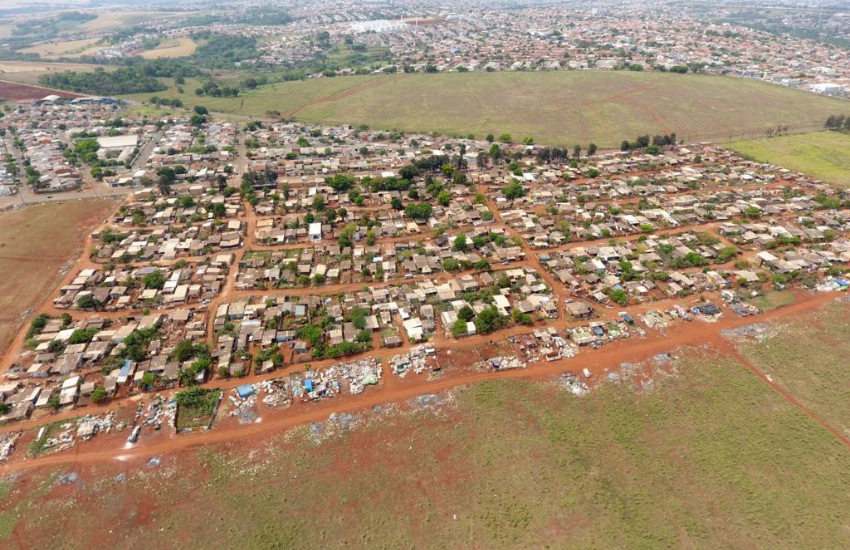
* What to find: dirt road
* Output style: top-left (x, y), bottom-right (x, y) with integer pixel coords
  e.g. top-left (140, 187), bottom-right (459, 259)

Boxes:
top-left (0, 289), bottom-right (841, 475)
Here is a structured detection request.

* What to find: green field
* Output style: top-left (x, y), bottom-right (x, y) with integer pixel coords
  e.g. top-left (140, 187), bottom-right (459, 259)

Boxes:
top-left (727, 131), bottom-right (850, 188)
top-left (120, 71), bottom-right (848, 147)
top-left (733, 300), bottom-right (850, 437)
top-left (4, 299), bottom-right (850, 549)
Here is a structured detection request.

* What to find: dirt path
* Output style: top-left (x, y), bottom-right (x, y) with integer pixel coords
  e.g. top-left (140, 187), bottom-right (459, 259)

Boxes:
top-left (720, 341), bottom-right (850, 451)
top-left (0, 290), bottom-right (840, 474)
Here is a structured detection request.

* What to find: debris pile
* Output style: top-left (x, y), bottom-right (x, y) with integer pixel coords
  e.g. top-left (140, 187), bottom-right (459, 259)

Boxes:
top-left (558, 374), bottom-right (590, 397)
top-left (0, 433), bottom-right (20, 462)
top-left (476, 355), bottom-right (526, 371)
top-left (389, 345), bottom-right (438, 377)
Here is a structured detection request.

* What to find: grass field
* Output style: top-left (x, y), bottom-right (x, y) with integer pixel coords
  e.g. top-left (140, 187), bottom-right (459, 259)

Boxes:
top-left (121, 72), bottom-right (849, 147)
top-left (733, 299), bottom-right (850, 439)
top-left (79, 11), bottom-right (192, 33)
top-left (748, 289), bottom-right (797, 311)
top-left (18, 38), bottom-right (101, 59)
top-left (727, 131), bottom-right (850, 188)
top-left (139, 37), bottom-right (197, 59)
top-left (0, 199), bottom-right (116, 356)
top-left (4, 301), bottom-right (850, 548)
top-left (0, 61), bottom-right (107, 86)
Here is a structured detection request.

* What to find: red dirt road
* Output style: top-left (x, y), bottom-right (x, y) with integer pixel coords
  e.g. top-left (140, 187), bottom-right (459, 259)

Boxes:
top-left (0, 289), bottom-right (842, 475)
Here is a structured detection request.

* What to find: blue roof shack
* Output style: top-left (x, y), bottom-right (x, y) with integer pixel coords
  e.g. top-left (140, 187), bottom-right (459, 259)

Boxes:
top-left (304, 380), bottom-right (314, 392)
top-left (236, 384), bottom-right (256, 399)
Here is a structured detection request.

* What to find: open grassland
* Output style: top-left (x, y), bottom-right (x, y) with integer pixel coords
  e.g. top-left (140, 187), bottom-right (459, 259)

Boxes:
top-left (18, 38), bottom-right (101, 59)
top-left (727, 131), bottom-right (850, 188)
top-left (119, 75), bottom-right (368, 117)
top-left (120, 72), bottom-right (850, 147)
top-left (4, 325), bottom-right (850, 549)
top-left (731, 298), bottom-right (850, 439)
top-left (79, 11), bottom-right (192, 33)
top-left (0, 199), bottom-right (116, 355)
top-left (139, 37), bottom-right (197, 59)
top-left (0, 61), bottom-right (107, 86)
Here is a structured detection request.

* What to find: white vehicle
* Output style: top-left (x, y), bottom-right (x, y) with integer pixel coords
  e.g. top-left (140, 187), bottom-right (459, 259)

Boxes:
top-left (583, 368), bottom-right (592, 379)
top-left (127, 425), bottom-right (141, 444)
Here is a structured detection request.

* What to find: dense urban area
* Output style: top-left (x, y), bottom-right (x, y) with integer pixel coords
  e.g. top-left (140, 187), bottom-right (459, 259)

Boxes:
top-left (0, 1), bottom-right (849, 549)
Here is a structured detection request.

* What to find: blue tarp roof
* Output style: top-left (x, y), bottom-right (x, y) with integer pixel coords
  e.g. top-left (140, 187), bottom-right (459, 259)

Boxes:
top-left (118, 359), bottom-right (133, 377)
top-left (304, 380), bottom-right (314, 392)
top-left (236, 384), bottom-right (255, 399)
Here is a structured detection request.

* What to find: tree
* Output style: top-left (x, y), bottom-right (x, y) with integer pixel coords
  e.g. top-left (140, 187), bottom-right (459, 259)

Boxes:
top-left (457, 305), bottom-right (475, 322)
top-left (338, 223), bottom-right (357, 248)
top-left (143, 270), bottom-right (166, 289)
top-left (474, 306), bottom-right (507, 334)
top-left (498, 133), bottom-right (513, 143)
top-left (485, 133), bottom-right (494, 142)
top-left (587, 143), bottom-right (598, 156)
top-left (76, 294), bottom-right (101, 310)
top-left (194, 105), bottom-right (209, 115)
top-left (451, 318), bottom-right (469, 338)
top-left (312, 194), bottom-right (326, 211)
top-left (437, 190), bottom-right (451, 207)
top-left (501, 181), bottom-right (525, 200)
top-left (573, 144), bottom-right (582, 158)
top-left (453, 233), bottom-right (469, 252)
top-left (90, 386), bottom-right (108, 404)
top-left (404, 202), bottom-right (433, 220)
top-left (609, 289), bottom-right (628, 306)
top-left (325, 173), bottom-right (354, 192)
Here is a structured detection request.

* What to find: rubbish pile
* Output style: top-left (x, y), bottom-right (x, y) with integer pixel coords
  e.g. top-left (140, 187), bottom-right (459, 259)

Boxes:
top-left (293, 357), bottom-right (382, 400)
top-left (815, 277), bottom-right (849, 293)
top-left (477, 355), bottom-right (526, 371)
top-left (721, 322), bottom-right (779, 344)
top-left (75, 412), bottom-right (115, 441)
top-left (640, 310), bottom-right (673, 329)
top-left (389, 345), bottom-right (438, 377)
top-left (0, 433), bottom-right (20, 462)
top-left (559, 374), bottom-right (590, 396)
top-left (37, 422), bottom-right (76, 455)
top-left (143, 396), bottom-right (175, 430)
top-left (408, 393), bottom-right (446, 411)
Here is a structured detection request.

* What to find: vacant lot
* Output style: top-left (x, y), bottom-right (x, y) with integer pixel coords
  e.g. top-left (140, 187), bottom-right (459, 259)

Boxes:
top-left (0, 199), bottom-right (116, 355)
top-left (727, 131), bottom-right (850, 188)
top-left (119, 72), bottom-right (849, 147)
top-left (4, 327), bottom-right (850, 549)
top-left (139, 37), bottom-right (197, 59)
top-left (732, 299), bottom-right (850, 439)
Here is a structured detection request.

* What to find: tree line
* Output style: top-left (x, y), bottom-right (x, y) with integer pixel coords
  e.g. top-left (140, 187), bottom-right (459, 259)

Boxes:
top-left (824, 114), bottom-right (850, 133)
top-left (620, 133), bottom-right (677, 153)
top-left (39, 59), bottom-right (201, 95)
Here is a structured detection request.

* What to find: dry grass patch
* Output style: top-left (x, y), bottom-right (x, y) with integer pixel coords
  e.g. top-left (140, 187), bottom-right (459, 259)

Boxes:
top-left (0, 198), bottom-right (117, 355)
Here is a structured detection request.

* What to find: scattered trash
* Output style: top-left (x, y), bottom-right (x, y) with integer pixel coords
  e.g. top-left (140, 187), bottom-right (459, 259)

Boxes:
top-left (56, 472), bottom-right (79, 485)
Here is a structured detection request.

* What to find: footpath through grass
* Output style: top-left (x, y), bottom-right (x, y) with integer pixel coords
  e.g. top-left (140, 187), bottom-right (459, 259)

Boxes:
top-left (727, 131), bottom-right (850, 188)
